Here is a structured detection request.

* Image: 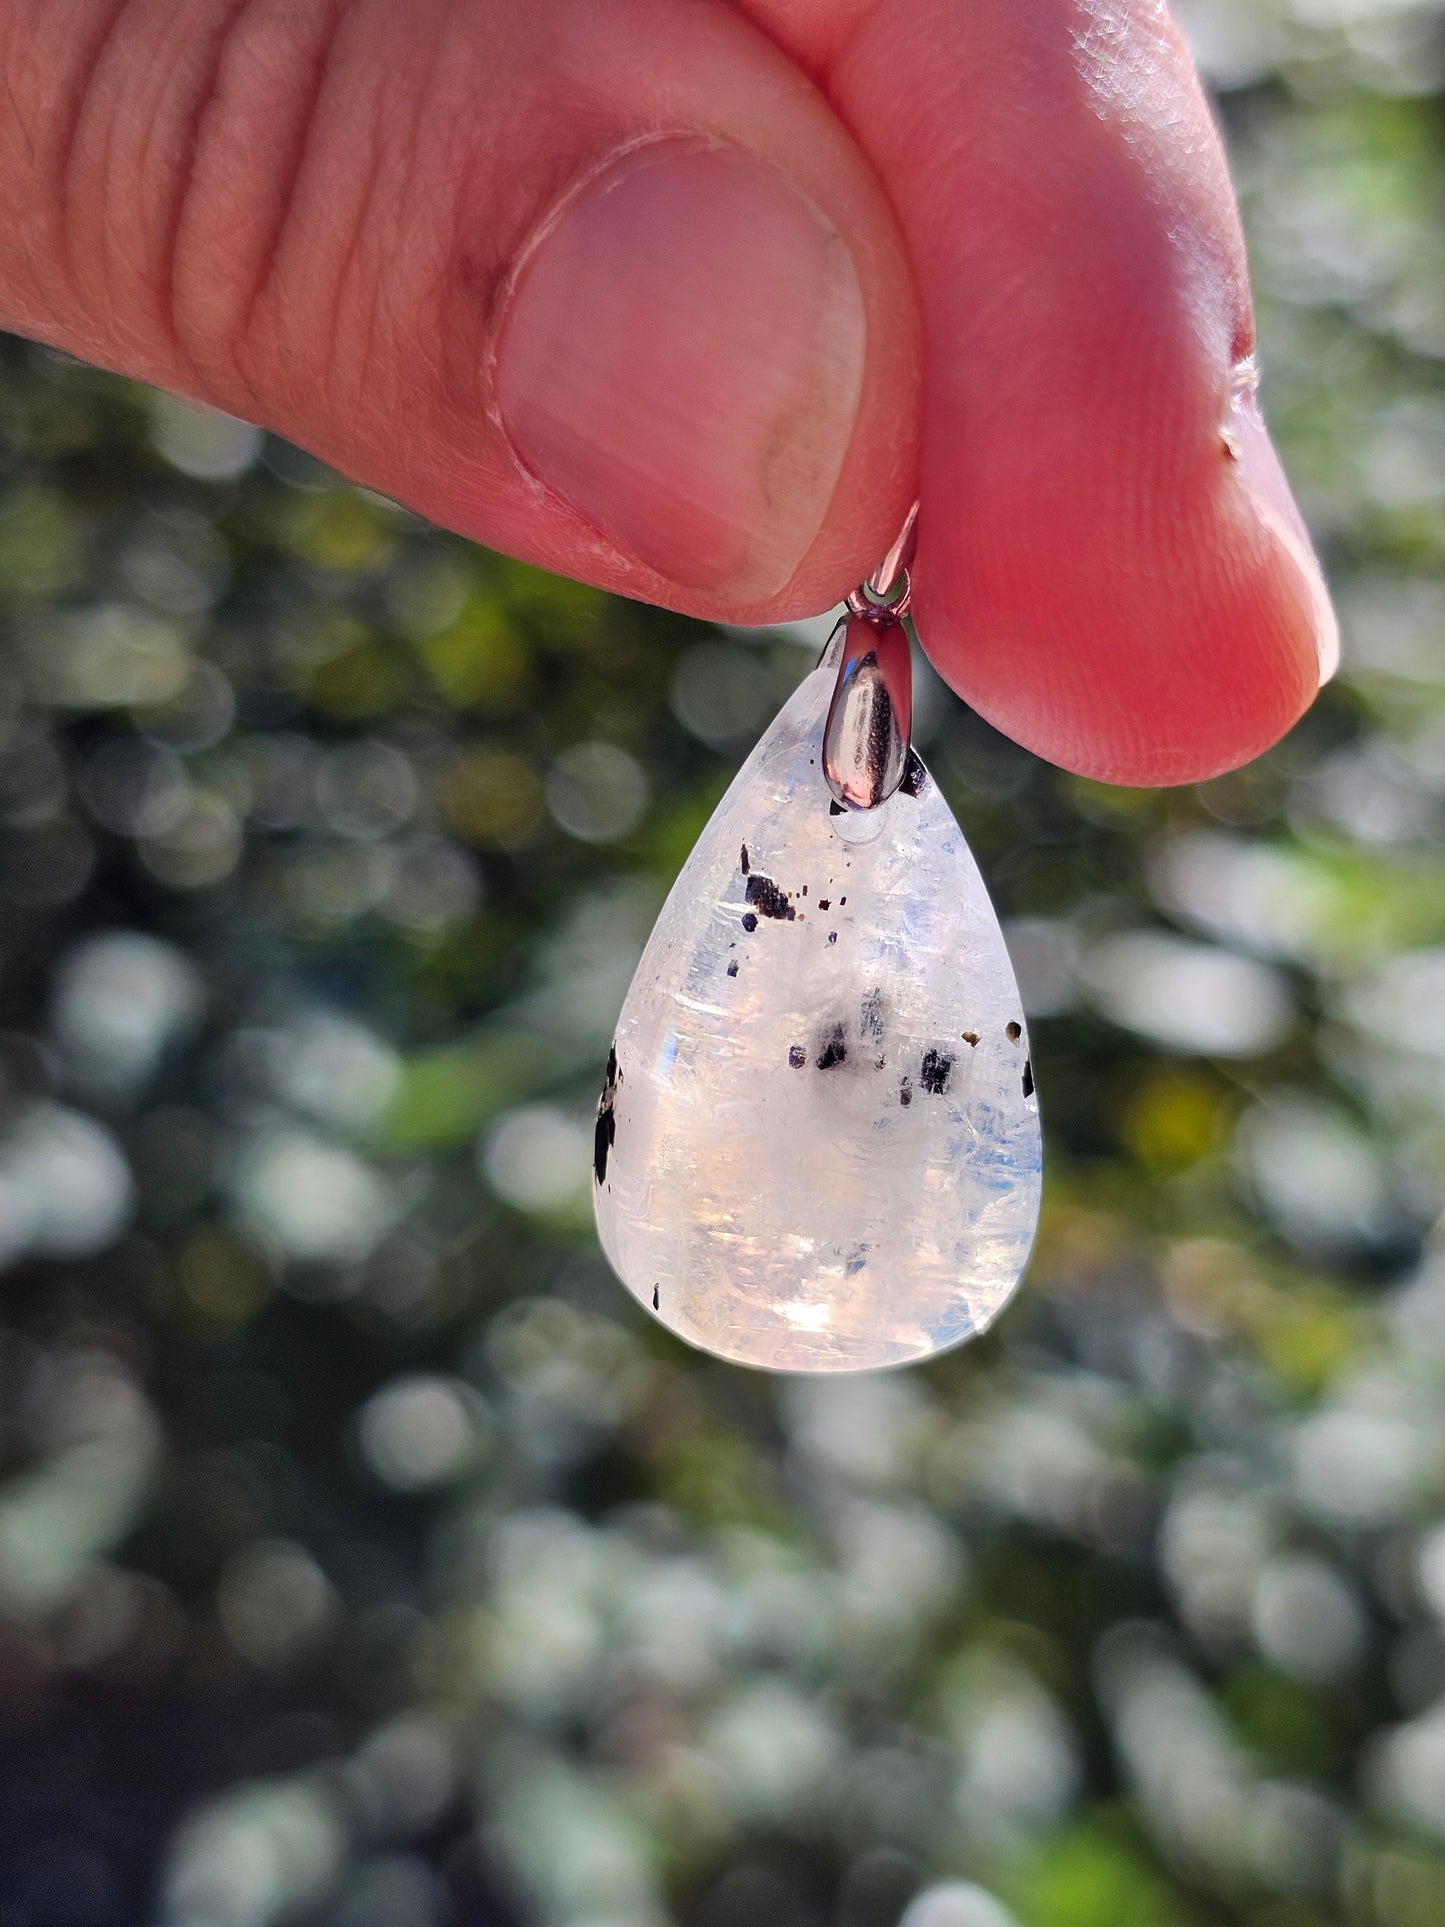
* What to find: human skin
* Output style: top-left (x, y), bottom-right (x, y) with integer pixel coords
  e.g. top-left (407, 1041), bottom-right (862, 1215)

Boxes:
top-left (0, 0), bottom-right (1335, 784)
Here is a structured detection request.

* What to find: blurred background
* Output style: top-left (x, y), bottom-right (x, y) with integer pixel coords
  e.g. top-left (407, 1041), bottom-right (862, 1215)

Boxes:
top-left (0, 2), bottom-right (1442, 1922)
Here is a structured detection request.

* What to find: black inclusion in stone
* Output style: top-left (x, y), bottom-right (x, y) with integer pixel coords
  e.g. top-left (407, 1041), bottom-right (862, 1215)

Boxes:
top-left (899, 1077), bottom-right (913, 1108)
top-left (594, 1103), bottom-right (616, 1185)
top-left (726, 961), bottom-right (738, 978)
top-left (920, 1049), bottom-right (954, 1096)
top-left (652, 1285), bottom-right (660, 1311)
top-left (745, 873), bottom-right (795, 920)
top-left (741, 912), bottom-right (758, 932)
top-left (1022, 1058), bottom-right (1035, 1098)
top-left (816, 1024), bottom-right (847, 1071)
top-left (740, 843), bottom-right (750, 874)
top-left (594, 1049), bottom-right (621, 1184)
top-left (829, 800), bottom-right (845, 816)
top-left (789, 1044), bottom-right (807, 1069)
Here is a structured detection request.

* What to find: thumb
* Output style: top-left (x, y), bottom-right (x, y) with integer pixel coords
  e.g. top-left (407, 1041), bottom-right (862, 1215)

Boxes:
top-left (0, 0), bottom-right (920, 621)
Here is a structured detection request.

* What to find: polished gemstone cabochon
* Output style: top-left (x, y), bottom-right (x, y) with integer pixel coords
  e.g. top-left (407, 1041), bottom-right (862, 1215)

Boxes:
top-left (594, 658), bottom-right (1042, 1373)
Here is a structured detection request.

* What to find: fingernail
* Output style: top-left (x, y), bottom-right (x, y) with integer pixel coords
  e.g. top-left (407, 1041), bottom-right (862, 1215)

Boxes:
top-left (1226, 367), bottom-right (1339, 684)
top-left (495, 140), bottom-right (867, 601)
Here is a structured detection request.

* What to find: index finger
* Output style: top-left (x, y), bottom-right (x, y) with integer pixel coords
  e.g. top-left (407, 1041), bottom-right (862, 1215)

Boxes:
top-left (747, 0), bottom-right (1337, 785)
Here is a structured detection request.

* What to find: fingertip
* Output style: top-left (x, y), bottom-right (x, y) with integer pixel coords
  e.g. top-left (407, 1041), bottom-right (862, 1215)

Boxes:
top-left (808, 0), bottom-right (1333, 789)
top-left (911, 422), bottom-right (1328, 790)
top-left (1225, 370), bottom-right (1339, 687)
top-left (907, 344), bottom-right (1332, 787)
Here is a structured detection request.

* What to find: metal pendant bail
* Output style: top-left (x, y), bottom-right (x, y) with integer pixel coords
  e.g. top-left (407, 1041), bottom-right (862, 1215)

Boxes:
top-left (824, 502), bottom-right (919, 812)
top-left (844, 499), bottom-right (918, 623)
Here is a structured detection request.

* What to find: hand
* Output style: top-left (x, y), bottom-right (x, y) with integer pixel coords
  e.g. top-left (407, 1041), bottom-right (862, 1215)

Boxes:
top-left (0, 0), bottom-right (1335, 784)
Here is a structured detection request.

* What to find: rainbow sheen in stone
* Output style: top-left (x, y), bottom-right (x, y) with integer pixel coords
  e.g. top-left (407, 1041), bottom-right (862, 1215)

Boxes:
top-left (593, 660), bottom-right (1041, 1372)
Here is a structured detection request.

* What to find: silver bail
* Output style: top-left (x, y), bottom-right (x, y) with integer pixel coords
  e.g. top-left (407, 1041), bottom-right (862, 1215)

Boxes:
top-left (856, 499), bottom-right (918, 613)
top-left (823, 503), bottom-right (918, 812)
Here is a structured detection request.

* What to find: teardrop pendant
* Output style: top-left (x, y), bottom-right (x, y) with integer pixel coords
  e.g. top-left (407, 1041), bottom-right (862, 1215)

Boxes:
top-left (592, 617), bottom-right (1042, 1374)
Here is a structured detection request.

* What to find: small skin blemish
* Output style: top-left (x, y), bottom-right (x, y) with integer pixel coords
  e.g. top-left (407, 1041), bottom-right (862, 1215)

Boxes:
top-left (1023, 1058), bottom-right (1035, 1099)
top-left (1006, 1021), bottom-right (1022, 1042)
top-left (789, 1044), bottom-right (806, 1069)
top-left (742, 912), bottom-right (758, 932)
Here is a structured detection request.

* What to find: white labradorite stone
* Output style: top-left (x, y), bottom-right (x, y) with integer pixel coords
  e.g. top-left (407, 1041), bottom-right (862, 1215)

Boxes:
top-left (593, 661), bottom-right (1042, 1373)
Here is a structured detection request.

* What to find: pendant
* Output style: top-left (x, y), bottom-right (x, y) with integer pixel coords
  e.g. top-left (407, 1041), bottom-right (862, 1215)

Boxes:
top-left (593, 515), bottom-right (1041, 1373)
